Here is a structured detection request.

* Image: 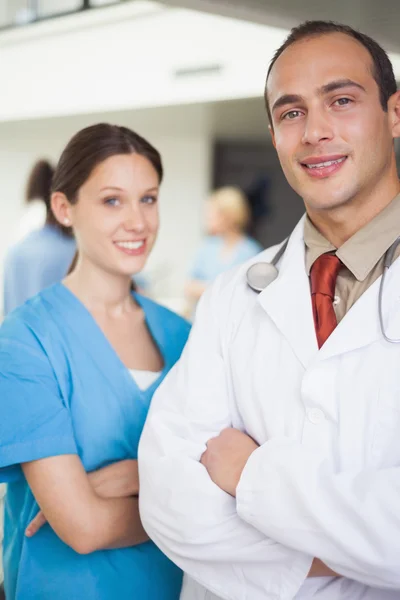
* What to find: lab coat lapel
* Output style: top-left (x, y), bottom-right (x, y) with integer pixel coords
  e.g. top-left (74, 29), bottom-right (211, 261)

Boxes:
top-left (258, 216), bottom-right (319, 369)
top-left (318, 255), bottom-right (400, 359)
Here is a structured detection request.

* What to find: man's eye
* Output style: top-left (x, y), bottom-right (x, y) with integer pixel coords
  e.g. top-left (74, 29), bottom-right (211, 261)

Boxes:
top-left (335, 98), bottom-right (352, 106)
top-left (282, 110), bottom-right (302, 120)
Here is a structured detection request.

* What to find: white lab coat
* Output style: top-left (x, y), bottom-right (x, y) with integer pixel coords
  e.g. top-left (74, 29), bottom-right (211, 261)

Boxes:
top-left (138, 216), bottom-right (400, 600)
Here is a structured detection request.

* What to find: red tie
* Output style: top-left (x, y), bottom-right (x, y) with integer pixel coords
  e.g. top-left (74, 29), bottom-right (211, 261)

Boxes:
top-left (310, 254), bottom-right (342, 348)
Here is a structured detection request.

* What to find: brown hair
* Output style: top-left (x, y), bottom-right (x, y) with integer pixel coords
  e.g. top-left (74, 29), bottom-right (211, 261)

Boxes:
top-left (25, 159), bottom-right (69, 232)
top-left (265, 20), bottom-right (398, 124)
top-left (52, 123), bottom-right (163, 202)
top-left (53, 123), bottom-right (163, 277)
top-left (26, 159), bottom-right (54, 205)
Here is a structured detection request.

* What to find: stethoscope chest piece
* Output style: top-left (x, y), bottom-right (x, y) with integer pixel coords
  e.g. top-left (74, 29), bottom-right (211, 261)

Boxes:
top-left (246, 233), bottom-right (400, 342)
top-left (246, 262), bottom-right (279, 293)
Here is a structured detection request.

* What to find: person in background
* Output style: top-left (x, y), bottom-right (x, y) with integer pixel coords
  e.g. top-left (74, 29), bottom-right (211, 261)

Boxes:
top-left (185, 186), bottom-right (262, 314)
top-left (0, 123), bottom-right (189, 600)
top-left (3, 160), bottom-right (76, 316)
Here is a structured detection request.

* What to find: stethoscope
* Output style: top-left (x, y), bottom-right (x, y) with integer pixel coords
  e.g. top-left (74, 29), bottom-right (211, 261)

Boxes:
top-left (246, 236), bottom-right (400, 344)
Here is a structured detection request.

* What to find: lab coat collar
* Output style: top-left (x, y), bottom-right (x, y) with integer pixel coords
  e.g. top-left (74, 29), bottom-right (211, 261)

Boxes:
top-left (257, 215), bottom-right (319, 369)
top-left (318, 252), bottom-right (400, 360)
top-left (257, 216), bottom-right (400, 364)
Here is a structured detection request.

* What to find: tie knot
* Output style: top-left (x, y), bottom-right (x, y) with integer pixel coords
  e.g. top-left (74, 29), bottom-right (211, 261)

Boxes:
top-left (310, 253), bottom-right (341, 299)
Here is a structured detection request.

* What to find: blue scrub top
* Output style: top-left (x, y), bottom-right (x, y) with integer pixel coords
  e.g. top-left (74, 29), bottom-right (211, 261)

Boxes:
top-left (3, 225), bottom-right (76, 316)
top-left (190, 235), bottom-right (263, 283)
top-left (0, 284), bottom-right (190, 600)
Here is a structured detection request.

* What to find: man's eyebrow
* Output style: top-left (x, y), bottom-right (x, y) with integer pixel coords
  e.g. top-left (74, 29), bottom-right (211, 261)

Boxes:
top-left (270, 79), bottom-right (366, 116)
top-left (320, 78), bottom-right (366, 95)
top-left (271, 94), bottom-right (304, 114)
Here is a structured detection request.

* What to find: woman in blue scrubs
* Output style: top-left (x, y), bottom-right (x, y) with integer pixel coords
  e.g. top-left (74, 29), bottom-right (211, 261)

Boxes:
top-left (0, 124), bottom-right (190, 600)
top-left (185, 187), bottom-right (262, 317)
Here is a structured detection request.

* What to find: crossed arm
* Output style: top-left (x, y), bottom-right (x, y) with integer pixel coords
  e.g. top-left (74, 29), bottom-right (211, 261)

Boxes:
top-left (23, 455), bottom-right (148, 553)
top-left (200, 428), bottom-right (337, 578)
top-left (138, 285), bottom-right (316, 600)
top-left (139, 282), bottom-right (400, 595)
top-left (200, 425), bottom-right (400, 589)
top-left (26, 431), bottom-right (333, 576)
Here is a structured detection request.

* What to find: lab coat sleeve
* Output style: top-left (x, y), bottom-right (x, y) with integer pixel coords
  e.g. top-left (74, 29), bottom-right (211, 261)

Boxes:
top-left (138, 282), bottom-right (312, 600)
top-left (237, 437), bottom-right (400, 590)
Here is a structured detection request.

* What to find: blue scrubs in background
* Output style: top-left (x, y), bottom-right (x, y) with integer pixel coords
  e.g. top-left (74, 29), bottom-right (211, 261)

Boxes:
top-left (0, 284), bottom-right (190, 600)
top-left (3, 225), bottom-right (76, 316)
top-left (190, 235), bottom-right (262, 283)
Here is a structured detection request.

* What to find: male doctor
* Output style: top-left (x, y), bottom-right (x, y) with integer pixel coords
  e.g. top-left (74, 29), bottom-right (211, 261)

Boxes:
top-left (139, 20), bottom-right (400, 600)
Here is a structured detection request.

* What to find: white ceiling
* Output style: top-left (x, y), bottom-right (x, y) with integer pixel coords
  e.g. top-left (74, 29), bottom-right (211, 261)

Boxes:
top-left (0, 0), bottom-right (399, 123)
top-left (164, 0), bottom-right (400, 53)
top-left (0, 5), bottom-right (290, 121)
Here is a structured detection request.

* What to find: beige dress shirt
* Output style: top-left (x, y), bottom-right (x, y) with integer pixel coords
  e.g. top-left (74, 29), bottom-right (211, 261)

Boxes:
top-left (304, 193), bottom-right (400, 323)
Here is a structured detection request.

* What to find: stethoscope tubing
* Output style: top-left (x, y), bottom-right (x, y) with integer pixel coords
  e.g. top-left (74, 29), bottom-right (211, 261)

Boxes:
top-left (378, 236), bottom-right (400, 343)
top-left (247, 235), bottom-right (400, 344)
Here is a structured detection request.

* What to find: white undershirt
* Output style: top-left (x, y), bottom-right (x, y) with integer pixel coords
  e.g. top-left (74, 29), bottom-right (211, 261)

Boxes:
top-left (129, 369), bottom-right (161, 391)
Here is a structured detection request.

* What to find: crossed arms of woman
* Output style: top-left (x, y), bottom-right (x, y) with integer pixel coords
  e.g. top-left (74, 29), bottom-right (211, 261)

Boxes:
top-left (0, 318), bottom-right (147, 555)
top-left (23, 456), bottom-right (148, 553)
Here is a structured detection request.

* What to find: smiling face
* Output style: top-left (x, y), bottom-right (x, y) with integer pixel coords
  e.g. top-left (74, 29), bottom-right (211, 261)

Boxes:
top-left (64, 153), bottom-right (160, 277)
top-left (267, 32), bottom-right (398, 215)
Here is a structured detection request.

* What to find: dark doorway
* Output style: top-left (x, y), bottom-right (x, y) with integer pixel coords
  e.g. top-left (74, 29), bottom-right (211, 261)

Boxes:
top-left (212, 140), bottom-right (304, 248)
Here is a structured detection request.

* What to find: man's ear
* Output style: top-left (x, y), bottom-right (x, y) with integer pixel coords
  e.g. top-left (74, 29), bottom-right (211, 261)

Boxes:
top-left (389, 90), bottom-right (400, 139)
top-left (269, 124), bottom-right (276, 148)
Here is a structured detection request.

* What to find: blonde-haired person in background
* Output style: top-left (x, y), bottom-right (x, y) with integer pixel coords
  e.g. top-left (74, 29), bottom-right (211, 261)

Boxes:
top-left (185, 186), bottom-right (262, 315)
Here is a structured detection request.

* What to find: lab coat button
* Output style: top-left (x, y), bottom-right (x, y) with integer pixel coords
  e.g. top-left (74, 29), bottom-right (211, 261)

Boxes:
top-left (307, 408), bottom-right (325, 424)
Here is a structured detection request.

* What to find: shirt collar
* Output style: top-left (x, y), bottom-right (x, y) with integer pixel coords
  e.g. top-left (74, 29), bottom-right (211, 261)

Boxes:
top-left (304, 193), bottom-right (400, 281)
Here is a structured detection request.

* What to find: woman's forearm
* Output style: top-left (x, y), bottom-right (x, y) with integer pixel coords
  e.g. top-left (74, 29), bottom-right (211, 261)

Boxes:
top-left (56, 494), bottom-right (148, 552)
top-left (25, 459), bottom-right (141, 538)
top-left (26, 488), bottom-right (148, 550)
top-left (101, 496), bottom-right (149, 550)
top-left (89, 459), bottom-right (139, 498)
top-left (22, 455), bottom-right (147, 553)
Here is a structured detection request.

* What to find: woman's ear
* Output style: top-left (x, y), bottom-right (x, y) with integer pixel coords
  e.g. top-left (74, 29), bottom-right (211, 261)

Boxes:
top-left (51, 192), bottom-right (72, 228)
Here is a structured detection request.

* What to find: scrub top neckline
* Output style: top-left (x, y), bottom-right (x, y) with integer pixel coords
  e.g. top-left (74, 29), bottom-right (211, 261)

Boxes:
top-left (52, 282), bottom-right (169, 394)
top-left (129, 369), bottom-right (161, 391)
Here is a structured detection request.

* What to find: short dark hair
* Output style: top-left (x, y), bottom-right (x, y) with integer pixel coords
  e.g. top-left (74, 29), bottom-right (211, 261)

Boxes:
top-left (265, 20), bottom-right (398, 124)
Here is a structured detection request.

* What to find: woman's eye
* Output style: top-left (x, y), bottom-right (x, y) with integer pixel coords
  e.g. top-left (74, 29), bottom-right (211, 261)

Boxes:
top-left (105, 197), bottom-right (120, 207)
top-left (141, 195), bottom-right (157, 205)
